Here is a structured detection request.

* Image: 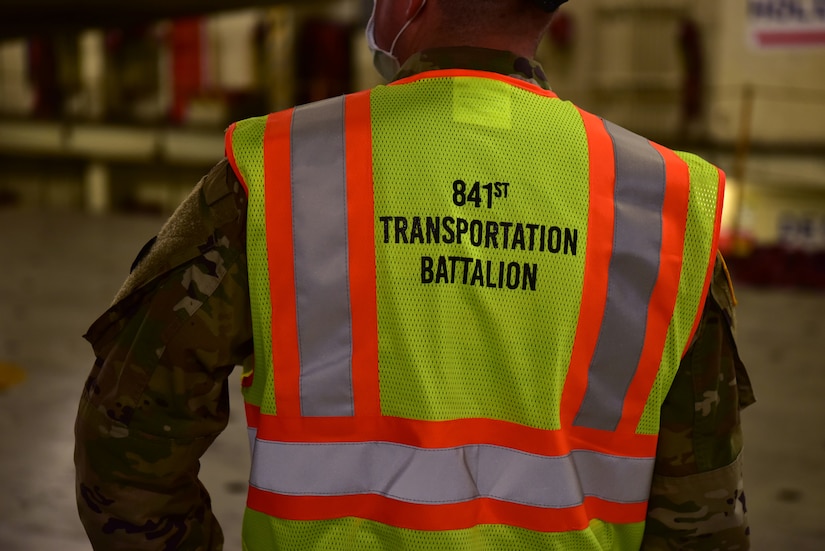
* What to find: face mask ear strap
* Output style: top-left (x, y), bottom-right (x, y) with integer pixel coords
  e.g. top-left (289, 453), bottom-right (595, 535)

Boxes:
top-left (388, 0), bottom-right (428, 57)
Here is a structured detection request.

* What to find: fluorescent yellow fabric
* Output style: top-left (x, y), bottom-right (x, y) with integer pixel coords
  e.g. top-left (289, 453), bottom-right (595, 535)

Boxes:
top-left (228, 72), bottom-right (721, 550)
top-left (243, 510), bottom-right (646, 551)
top-left (371, 76), bottom-right (589, 430)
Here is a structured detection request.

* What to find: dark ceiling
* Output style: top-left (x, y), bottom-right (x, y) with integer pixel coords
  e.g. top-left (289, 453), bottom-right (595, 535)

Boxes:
top-left (1, 0), bottom-right (333, 40)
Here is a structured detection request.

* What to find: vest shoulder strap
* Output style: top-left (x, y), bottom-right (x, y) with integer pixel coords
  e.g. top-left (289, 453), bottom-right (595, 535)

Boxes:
top-left (225, 115), bottom-right (269, 195)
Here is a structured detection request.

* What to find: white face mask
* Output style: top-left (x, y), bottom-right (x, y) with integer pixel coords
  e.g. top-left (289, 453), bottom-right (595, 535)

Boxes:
top-left (366, 0), bottom-right (428, 81)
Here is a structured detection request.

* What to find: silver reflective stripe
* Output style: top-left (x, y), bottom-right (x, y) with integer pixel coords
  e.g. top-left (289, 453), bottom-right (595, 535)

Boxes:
top-left (249, 439), bottom-right (653, 507)
top-left (291, 97), bottom-right (354, 417)
top-left (574, 121), bottom-right (666, 431)
top-left (248, 427), bottom-right (258, 457)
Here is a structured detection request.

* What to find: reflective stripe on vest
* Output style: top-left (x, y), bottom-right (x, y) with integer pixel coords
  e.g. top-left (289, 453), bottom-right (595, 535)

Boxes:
top-left (291, 97), bottom-right (354, 417)
top-left (248, 437), bottom-right (652, 507)
top-left (226, 70), bottom-right (722, 538)
top-left (574, 120), bottom-right (667, 431)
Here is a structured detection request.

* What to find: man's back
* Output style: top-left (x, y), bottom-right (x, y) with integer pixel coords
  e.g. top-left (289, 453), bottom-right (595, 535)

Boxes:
top-left (226, 63), bottom-right (724, 549)
top-left (75, 1), bottom-right (752, 549)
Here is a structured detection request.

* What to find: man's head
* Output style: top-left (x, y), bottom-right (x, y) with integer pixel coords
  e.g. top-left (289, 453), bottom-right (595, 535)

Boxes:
top-left (367, 0), bottom-right (568, 79)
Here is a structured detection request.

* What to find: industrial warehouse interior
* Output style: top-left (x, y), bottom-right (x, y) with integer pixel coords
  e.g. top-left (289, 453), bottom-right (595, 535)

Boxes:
top-left (1, 0), bottom-right (824, 549)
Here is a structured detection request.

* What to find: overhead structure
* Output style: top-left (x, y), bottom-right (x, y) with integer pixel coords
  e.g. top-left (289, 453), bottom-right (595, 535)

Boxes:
top-left (0, 0), bottom-right (332, 40)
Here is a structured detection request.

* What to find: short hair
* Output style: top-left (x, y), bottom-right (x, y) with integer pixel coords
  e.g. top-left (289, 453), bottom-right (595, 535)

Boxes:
top-left (435, 0), bottom-right (552, 34)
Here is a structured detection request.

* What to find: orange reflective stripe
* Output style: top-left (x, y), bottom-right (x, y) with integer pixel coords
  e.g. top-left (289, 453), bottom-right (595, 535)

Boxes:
top-left (391, 68), bottom-right (559, 99)
top-left (575, 122), bottom-right (671, 432)
top-left (561, 109), bottom-right (615, 428)
top-left (264, 108), bottom-right (302, 417)
top-left (566, 425), bottom-right (658, 458)
top-left (250, 411), bottom-right (657, 458)
top-left (248, 486), bottom-right (645, 533)
top-left (245, 402), bottom-right (261, 430)
top-left (617, 142), bottom-right (690, 433)
top-left (345, 90), bottom-right (382, 418)
top-left (224, 122), bottom-right (249, 195)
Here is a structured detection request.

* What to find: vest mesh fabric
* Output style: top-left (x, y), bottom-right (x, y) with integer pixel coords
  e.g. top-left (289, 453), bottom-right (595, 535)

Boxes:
top-left (370, 76), bottom-right (589, 430)
top-left (229, 116), bottom-right (277, 415)
top-left (243, 510), bottom-right (645, 550)
top-left (230, 72), bottom-right (720, 550)
top-left (637, 152), bottom-right (721, 435)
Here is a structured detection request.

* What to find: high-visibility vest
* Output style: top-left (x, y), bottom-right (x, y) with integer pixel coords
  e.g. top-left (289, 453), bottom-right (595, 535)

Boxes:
top-left (225, 69), bottom-right (724, 550)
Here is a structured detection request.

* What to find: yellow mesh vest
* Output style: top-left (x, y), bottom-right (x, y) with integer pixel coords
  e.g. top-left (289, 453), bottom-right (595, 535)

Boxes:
top-left (225, 72), bottom-right (723, 550)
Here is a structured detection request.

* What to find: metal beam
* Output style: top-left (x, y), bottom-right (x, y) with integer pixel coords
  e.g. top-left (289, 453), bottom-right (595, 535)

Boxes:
top-left (0, 0), bottom-right (333, 40)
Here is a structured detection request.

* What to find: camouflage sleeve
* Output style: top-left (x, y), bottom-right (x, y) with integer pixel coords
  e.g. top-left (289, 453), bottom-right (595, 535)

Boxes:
top-left (74, 160), bottom-right (253, 551)
top-left (643, 254), bottom-right (756, 550)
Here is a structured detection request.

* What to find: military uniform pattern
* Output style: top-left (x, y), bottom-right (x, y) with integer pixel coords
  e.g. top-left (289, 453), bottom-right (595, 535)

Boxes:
top-left (74, 48), bottom-right (754, 550)
top-left (75, 161), bottom-right (253, 551)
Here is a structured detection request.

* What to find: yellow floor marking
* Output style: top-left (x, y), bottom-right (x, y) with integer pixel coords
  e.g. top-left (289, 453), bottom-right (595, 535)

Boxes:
top-left (0, 362), bottom-right (26, 390)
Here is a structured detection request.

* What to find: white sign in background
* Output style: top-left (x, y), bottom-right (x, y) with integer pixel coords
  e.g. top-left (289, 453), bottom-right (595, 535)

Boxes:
top-left (748, 0), bottom-right (825, 47)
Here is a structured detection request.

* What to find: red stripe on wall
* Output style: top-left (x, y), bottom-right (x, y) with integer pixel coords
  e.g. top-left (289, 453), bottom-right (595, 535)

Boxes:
top-left (170, 18), bottom-right (203, 124)
top-left (756, 30), bottom-right (825, 46)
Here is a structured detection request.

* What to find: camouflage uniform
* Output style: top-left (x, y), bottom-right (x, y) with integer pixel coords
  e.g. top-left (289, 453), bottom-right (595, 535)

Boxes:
top-left (74, 47), bottom-right (755, 551)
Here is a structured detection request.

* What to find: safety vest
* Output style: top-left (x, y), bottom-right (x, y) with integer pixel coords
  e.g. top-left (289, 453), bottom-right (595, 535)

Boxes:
top-left (225, 69), bottom-right (724, 550)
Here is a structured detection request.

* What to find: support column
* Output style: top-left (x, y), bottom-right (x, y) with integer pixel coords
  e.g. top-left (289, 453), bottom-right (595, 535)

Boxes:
top-left (84, 160), bottom-right (110, 213)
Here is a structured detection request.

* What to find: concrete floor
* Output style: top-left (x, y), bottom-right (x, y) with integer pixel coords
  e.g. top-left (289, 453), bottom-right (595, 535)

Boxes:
top-left (0, 208), bottom-right (823, 550)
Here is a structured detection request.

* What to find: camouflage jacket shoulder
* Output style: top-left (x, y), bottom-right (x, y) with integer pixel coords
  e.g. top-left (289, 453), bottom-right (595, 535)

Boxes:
top-left (644, 253), bottom-right (754, 549)
top-left (75, 159), bottom-right (253, 551)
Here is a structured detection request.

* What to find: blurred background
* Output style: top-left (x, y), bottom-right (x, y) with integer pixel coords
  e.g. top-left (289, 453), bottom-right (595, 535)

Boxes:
top-left (0, 0), bottom-right (823, 549)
